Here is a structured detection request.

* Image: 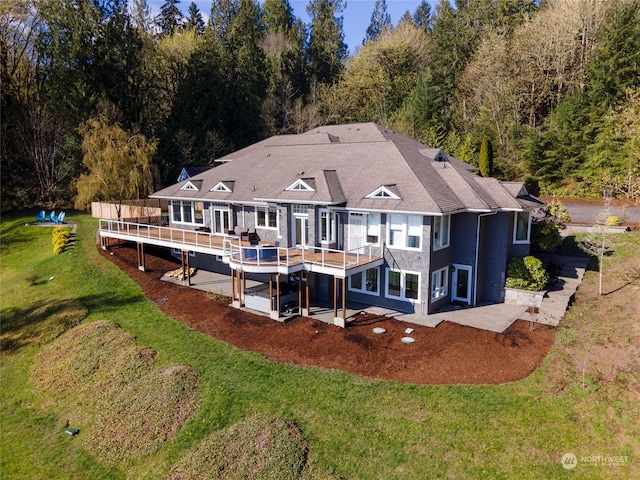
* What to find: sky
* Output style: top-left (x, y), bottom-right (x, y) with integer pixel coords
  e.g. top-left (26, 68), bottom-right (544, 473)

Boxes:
top-left (147, 1), bottom-right (430, 53)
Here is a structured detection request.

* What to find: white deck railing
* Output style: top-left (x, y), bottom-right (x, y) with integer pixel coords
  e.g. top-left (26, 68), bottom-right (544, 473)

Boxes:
top-left (100, 219), bottom-right (382, 272)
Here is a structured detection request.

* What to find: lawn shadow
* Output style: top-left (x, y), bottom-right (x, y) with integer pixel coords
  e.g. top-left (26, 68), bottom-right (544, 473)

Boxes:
top-left (0, 291), bottom-right (146, 354)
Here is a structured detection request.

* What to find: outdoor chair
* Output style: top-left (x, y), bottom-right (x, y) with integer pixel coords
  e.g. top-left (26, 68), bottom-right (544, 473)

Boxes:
top-left (49, 211), bottom-right (56, 222)
top-left (36, 210), bottom-right (46, 222)
top-left (55, 211), bottom-right (66, 224)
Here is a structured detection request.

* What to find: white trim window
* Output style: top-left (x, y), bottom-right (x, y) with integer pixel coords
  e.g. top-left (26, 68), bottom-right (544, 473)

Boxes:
top-left (171, 200), bottom-right (204, 225)
top-left (388, 214), bottom-right (422, 250)
top-left (432, 215), bottom-right (450, 250)
top-left (212, 205), bottom-right (231, 234)
top-left (513, 211), bottom-right (531, 243)
top-left (431, 267), bottom-right (449, 302)
top-left (319, 209), bottom-right (337, 243)
top-left (349, 267), bottom-right (379, 295)
top-left (386, 268), bottom-right (420, 302)
top-left (256, 206), bottom-right (278, 229)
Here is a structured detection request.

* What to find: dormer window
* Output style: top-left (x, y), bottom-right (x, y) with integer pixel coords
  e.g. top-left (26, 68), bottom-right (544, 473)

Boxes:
top-left (434, 151), bottom-right (447, 162)
top-left (180, 181), bottom-right (199, 191)
top-left (366, 185), bottom-right (400, 200)
top-left (286, 179), bottom-right (315, 192)
top-left (211, 181), bottom-right (231, 192)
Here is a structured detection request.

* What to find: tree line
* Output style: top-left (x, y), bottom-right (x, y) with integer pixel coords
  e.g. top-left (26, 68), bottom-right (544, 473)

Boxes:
top-left (2, 0), bottom-right (639, 211)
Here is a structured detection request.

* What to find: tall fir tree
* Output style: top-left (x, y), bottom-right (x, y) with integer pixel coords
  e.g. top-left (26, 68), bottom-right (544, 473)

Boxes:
top-left (364, 0), bottom-right (391, 44)
top-left (185, 2), bottom-right (205, 35)
top-left (157, 0), bottom-right (183, 35)
top-left (306, 0), bottom-right (347, 84)
top-left (412, 0), bottom-right (432, 33)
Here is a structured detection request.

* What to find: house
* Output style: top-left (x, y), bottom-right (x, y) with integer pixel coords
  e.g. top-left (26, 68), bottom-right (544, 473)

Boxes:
top-left (99, 123), bottom-right (543, 326)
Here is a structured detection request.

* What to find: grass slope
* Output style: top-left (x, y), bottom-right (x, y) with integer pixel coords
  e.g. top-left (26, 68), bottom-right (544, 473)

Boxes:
top-left (1, 212), bottom-right (638, 479)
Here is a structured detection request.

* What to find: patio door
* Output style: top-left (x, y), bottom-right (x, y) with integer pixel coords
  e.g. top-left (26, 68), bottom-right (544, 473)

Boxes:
top-left (348, 213), bottom-right (366, 252)
top-left (292, 206), bottom-right (309, 247)
top-left (452, 264), bottom-right (472, 304)
top-left (212, 207), bottom-right (230, 235)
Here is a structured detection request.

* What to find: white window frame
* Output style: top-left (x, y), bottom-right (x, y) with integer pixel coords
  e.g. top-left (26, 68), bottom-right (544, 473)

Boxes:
top-left (348, 267), bottom-right (380, 296)
top-left (385, 268), bottom-right (421, 303)
top-left (513, 211), bottom-right (531, 244)
top-left (211, 181), bottom-right (231, 192)
top-left (180, 180), bottom-right (199, 191)
top-left (318, 208), bottom-right (337, 243)
top-left (431, 267), bottom-right (449, 302)
top-left (387, 214), bottom-right (422, 251)
top-left (256, 206), bottom-right (278, 229)
top-left (171, 200), bottom-right (204, 225)
top-left (432, 215), bottom-right (450, 251)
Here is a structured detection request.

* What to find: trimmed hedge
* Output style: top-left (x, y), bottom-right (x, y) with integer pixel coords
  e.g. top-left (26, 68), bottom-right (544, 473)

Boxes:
top-left (505, 256), bottom-right (549, 291)
top-left (52, 227), bottom-right (70, 254)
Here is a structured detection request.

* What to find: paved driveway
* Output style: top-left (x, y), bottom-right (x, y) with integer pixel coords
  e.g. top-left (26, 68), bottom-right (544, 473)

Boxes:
top-left (560, 201), bottom-right (640, 225)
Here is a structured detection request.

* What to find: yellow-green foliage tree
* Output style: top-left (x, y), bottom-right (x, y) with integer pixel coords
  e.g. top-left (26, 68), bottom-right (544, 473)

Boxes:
top-left (52, 226), bottom-right (70, 254)
top-left (75, 100), bottom-right (156, 218)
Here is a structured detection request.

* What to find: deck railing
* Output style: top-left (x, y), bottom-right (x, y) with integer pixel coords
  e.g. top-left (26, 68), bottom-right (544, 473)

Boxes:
top-left (99, 218), bottom-right (237, 251)
top-left (100, 219), bottom-right (382, 272)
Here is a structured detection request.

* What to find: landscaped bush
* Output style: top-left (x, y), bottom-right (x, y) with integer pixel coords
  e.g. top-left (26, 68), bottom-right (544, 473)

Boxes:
top-left (52, 226), bottom-right (70, 254)
top-left (531, 200), bottom-right (571, 252)
top-left (505, 256), bottom-right (549, 291)
top-left (605, 215), bottom-right (621, 226)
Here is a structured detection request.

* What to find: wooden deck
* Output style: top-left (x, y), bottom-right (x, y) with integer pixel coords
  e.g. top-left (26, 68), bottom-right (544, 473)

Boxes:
top-left (99, 219), bottom-right (383, 276)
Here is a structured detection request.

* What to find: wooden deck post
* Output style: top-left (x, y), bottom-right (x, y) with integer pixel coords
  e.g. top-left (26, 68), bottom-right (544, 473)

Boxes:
top-left (242, 270), bottom-right (246, 302)
top-left (136, 242), bottom-right (146, 271)
top-left (342, 277), bottom-right (347, 321)
top-left (298, 274), bottom-right (302, 315)
top-left (304, 271), bottom-right (310, 316)
top-left (333, 276), bottom-right (338, 319)
top-left (231, 267), bottom-right (236, 302)
top-left (185, 250), bottom-right (191, 286)
top-left (276, 273), bottom-right (281, 320)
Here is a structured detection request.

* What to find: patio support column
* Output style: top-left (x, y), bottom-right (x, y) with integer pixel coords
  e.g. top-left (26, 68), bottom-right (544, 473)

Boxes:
top-left (276, 273), bottom-right (282, 321)
top-left (333, 276), bottom-right (338, 319)
top-left (305, 271), bottom-right (310, 315)
top-left (269, 274), bottom-right (273, 309)
top-left (231, 268), bottom-right (236, 303)
top-left (136, 242), bottom-right (146, 271)
top-left (333, 277), bottom-right (347, 328)
top-left (298, 274), bottom-right (302, 315)
top-left (242, 270), bottom-right (246, 302)
top-left (185, 250), bottom-right (191, 286)
top-left (342, 277), bottom-right (347, 321)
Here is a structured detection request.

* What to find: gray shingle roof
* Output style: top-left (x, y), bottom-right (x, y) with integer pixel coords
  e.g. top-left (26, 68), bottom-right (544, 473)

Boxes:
top-left (151, 123), bottom-right (541, 214)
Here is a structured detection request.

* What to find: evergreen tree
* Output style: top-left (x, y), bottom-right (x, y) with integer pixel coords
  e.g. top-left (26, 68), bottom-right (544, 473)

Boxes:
top-left (412, 0), bottom-right (432, 33)
top-left (364, 0), bottom-right (391, 44)
top-left (208, 0), bottom-right (239, 46)
top-left (306, 0), bottom-right (347, 84)
top-left (185, 2), bottom-right (205, 35)
top-left (478, 136), bottom-right (493, 177)
top-left (586, 0), bottom-right (640, 113)
top-left (157, 0), bottom-right (183, 35)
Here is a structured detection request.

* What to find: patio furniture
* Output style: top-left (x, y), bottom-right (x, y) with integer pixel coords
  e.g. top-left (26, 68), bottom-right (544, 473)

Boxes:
top-left (49, 211), bottom-right (56, 222)
top-left (36, 210), bottom-right (46, 222)
top-left (241, 229), bottom-right (257, 244)
top-left (55, 211), bottom-right (66, 224)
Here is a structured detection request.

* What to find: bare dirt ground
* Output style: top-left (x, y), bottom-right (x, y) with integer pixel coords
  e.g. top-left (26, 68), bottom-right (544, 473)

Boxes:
top-left (100, 244), bottom-right (556, 385)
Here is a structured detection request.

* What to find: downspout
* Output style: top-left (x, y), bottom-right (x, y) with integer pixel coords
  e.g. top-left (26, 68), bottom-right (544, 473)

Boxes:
top-left (473, 211), bottom-right (498, 306)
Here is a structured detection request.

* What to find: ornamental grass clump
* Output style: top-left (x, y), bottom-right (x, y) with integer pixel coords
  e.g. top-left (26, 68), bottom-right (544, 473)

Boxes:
top-left (52, 226), bottom-right (70, 254)
top-left (505, 256), bottom-right (549, 291)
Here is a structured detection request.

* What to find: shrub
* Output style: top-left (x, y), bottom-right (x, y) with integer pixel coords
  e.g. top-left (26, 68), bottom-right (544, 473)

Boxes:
top-left (505, 256), bottom-right (549, 291)
top-left (52, 227), bottom-right (71, 254)
top-left (605, 215), bottom-right (621, 226)
top-left (531, 200), bottom-right (571, 252)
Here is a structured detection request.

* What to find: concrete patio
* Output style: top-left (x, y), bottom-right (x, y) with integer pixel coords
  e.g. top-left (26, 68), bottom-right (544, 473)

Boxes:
top-left (160, 254), bottom-right (589, 333)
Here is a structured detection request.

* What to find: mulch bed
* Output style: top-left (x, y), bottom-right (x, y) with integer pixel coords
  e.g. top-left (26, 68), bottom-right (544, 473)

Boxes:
top-left (100, 244), bottom-right (556, 385)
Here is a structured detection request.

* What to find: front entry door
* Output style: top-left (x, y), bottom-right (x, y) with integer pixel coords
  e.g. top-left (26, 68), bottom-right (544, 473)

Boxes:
top-left (452, 264), bottom-right (472, 304)
top-left (294, 215), bottom-right (309, 247)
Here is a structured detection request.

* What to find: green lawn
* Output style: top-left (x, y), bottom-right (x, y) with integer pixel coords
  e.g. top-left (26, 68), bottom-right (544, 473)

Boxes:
top-left (1, 212), bottom-right (638, 479)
